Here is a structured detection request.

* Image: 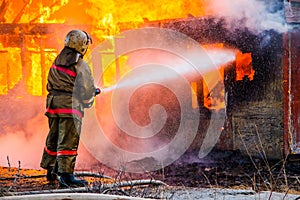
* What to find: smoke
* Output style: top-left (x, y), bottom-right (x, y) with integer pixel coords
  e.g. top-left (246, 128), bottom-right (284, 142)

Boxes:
top-left (0, 86), bottom-right (46, 169)
top-left (0, 85), bottom-right (93, 169)
top-left (0, 128), bottom-right (45, 169)
top-left (81, 25), bottom-right (236, 172)
top-left (203, 0), bottom-right (287, 34)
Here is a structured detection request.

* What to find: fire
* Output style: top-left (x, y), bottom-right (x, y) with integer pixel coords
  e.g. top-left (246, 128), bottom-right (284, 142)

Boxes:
top-left (235, 52), bottom-right (255, 81)
top-left (86, 0), bottom-right (205, 23)
top-left (38, 1), bottom-right (69, 23)
top-left (0, 1), bottom-right (254, 100)
top-left (2, 0), bottom-right (69, 23)
top-left (101, 55), bottom-right (132, 88)
top-left (0, 47), bottom-right (22, 95)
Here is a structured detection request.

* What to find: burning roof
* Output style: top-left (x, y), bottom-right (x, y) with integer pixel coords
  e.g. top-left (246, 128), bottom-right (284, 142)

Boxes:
top-left (0, 0), bottom-right (205, 24)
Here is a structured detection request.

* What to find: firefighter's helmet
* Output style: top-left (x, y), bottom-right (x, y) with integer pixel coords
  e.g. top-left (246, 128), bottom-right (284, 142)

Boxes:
top-left (64, 30), bottom-right (92, 56)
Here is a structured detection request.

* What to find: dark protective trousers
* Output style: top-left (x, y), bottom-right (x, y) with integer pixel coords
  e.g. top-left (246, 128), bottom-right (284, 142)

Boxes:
top-left (40, 117), bottom-right (82, 174)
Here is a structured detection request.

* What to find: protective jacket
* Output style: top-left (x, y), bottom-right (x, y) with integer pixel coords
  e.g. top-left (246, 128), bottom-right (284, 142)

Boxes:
top-left (45, 47), bottom-right (96, 121)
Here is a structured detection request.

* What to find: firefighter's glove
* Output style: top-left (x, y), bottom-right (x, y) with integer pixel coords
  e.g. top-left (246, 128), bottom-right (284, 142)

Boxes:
top-left (95, 88), bottom-right (101, 96)
top-left (82, 98), bottom-right (94, 108)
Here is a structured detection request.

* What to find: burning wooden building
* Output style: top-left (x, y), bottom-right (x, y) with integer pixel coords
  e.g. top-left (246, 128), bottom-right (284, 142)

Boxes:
top-left (0, 0), bottom-right (299, 168)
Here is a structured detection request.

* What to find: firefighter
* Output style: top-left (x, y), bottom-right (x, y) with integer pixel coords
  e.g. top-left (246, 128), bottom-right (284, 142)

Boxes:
top-left (40, 30), bottom-right (100, 187)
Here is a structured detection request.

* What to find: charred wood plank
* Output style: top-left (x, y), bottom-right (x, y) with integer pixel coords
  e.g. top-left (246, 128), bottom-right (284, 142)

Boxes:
top-left (0, 0), bottom-right (10, 22)
top-left (231, 102), bottom-right (284, 160)
top-left (0, 24), bottom-right (92, 35)
top-left (10, 179), bottom-right (167, 196)
top-left (0, 171), bottom-right (112, 181)
top-left (285, 1), bottom-right (300, 23)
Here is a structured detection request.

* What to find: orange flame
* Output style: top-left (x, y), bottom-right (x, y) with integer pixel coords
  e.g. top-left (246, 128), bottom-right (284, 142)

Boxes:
top-left (0, 1), bottom-right (254, 99)
top-left (235, 52), bottom-right (255, 81)
top-left (0, 47), bottom-right (22, 94)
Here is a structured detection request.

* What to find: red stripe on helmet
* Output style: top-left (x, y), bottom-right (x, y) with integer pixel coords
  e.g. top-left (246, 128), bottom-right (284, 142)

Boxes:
top-left (46, 108), bottom-right (83, 118)
top-left (51, 65), bottom-right (76, 77)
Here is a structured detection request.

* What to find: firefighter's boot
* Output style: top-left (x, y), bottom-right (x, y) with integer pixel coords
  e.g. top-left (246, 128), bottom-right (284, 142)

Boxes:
top-left (59, 173), bottom-right (87, 187)
top-left (46, 168), bottom-right (57, 182)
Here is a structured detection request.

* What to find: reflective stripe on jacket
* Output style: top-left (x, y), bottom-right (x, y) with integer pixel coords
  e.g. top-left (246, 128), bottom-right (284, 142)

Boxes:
top-left (45, 48), bottom-right (96, 120)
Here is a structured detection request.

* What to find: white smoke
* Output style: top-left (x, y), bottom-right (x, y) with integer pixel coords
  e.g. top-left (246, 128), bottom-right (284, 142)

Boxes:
top-left (0, 88), bottom-right (94, 170)
top-left (203, 0), bottom-right (288, 34)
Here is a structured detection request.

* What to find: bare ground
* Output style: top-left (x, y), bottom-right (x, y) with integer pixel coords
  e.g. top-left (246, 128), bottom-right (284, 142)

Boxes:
top-left (0, 150), bottom-right (299, 199)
